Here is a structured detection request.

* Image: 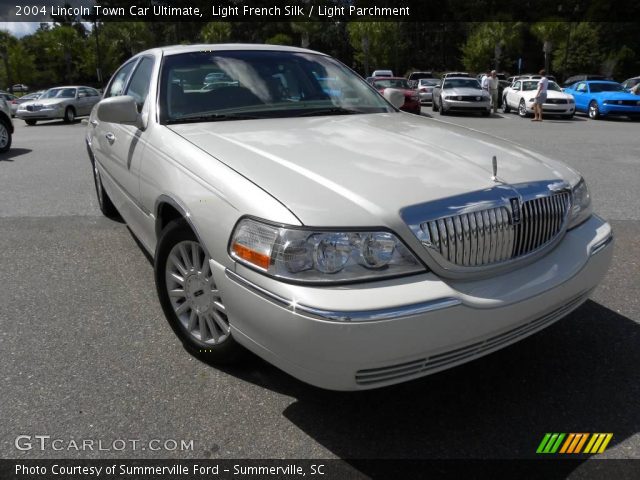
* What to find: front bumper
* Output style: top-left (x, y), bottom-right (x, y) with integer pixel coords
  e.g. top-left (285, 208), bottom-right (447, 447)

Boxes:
top-left (442, 98), bottom-right (491, 112)
top-left (214, 215), bottom-right (612, 390)
top-left (17, 109), bottom-right (62, 120)
top-left (600, 104), bottom-right (640, 116)
top-left (526, 102), bottom-right (575, 115)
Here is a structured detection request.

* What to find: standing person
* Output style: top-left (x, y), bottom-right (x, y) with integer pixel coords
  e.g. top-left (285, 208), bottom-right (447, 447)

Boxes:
top-left (532, 69), bottom-right (548, 121)
top-left (488, 70), bottom-right (500, 113)
top-left (481, 70), bottom-right (490, 93)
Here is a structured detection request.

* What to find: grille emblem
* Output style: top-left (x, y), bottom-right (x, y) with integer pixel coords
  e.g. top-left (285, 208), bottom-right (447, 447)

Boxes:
top-left (491, 155), bottom-right (498, 181)
top-left (510, 198), bottom-right (521, 224)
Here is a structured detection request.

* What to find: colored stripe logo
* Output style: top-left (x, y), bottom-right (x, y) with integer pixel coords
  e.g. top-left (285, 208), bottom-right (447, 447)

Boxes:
top-left (537, 433), bottom-right (613, 454)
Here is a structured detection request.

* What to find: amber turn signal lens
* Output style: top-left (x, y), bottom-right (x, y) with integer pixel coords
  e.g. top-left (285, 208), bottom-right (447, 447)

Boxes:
top-left (232, 242), bottom-right (270, 270)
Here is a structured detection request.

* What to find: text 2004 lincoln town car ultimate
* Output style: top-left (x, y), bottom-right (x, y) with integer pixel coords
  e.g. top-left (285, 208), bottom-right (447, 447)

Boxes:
top-left (86, 45), bottom-right (613, 390)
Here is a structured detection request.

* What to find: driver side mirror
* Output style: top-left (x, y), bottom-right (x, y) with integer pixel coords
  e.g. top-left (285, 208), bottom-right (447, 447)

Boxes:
top-left (96, 95), bottom-right (143, 128)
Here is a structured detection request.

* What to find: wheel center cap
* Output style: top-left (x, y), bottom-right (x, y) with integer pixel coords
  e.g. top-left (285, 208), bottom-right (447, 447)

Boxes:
top-left (185, 275), bottom-right (212, 311)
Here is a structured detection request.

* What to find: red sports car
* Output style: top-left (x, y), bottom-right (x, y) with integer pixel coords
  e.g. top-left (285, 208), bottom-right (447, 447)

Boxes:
top-left (370, 77), bottom-right (421, 114)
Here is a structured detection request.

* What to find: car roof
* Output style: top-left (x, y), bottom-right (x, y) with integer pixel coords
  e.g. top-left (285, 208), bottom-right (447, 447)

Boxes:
top-left (138, 43), bottom-right (324, 58)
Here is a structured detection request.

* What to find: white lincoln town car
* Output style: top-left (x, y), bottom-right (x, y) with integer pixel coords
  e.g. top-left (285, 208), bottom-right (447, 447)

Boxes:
top-left (86, 45), bottom-right (613, 390)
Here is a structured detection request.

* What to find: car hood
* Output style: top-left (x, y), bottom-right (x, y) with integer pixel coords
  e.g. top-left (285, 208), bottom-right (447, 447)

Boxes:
top-left (522, 90), bottom-right (573, 100)
top-left (21, 98), bottom-right (69, 107)
top-left (168, 113), bottom-right (578, 227)
top-left (442, 87), bottom-right (485, 96)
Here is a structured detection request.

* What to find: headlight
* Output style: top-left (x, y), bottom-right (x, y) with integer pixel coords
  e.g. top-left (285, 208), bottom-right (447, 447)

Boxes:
top-left (229, 217), bottom-right (425, 283)
top-left (567, 177), bottom-right (592, 229)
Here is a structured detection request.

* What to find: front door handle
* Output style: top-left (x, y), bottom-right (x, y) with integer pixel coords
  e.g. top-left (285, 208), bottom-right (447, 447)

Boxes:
top-left (105, 132), bottom-right (115, 144)
top-left (90, 119), bottom-right (98, 127)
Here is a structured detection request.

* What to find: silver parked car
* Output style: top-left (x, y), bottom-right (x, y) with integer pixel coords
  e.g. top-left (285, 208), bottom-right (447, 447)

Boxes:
top-left (17, 86), bottom-right (101, 125)
top-left (0, 96), bottom-right (13, 152)
top-left (432, 76), bottom-right (491, 116)
top-left (87, 44), bottom-right (613, 390)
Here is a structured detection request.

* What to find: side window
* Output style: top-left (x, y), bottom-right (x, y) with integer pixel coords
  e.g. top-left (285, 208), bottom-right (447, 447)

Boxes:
top-left (105, 61), bottom-right (136, 98)
top-left (125, 56), bottom-right (155, 112)
top-left (514, 81), bottom-right (521, 90)
top-left (576, 83), bottom-right (586, 93)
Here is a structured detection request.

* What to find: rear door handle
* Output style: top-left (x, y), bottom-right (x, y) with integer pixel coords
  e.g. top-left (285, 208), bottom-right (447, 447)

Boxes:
top-left (105, 132), bottom-right (115, 144)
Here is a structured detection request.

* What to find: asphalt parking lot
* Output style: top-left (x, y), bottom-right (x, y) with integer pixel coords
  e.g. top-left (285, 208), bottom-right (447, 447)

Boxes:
top-left (0, 112), bottom-right (638, 470)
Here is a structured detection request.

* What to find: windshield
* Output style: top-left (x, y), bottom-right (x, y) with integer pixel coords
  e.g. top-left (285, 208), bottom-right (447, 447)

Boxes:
top-left (444, 79), bottom-right (481, 89)
top-left (372, 78), bottom-right (410, 89)
top-left (41, 88), bottom-right (76, 99)
top-left (418, 79), bottom-right (438, 86)
top-left (589, 82), bottom-right (623, 93)
top-left (522, 80), bottom-right (562, 92)
top-left (160, 50), bottom-right (393, 123)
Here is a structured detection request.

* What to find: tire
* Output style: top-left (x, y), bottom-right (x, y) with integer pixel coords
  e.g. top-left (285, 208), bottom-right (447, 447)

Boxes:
top-left (90, 156), bottom-right (117, 217)
top-left (25, 119), bottom-right (37, 126)
top-left (588, 101), bottom-right (600, 120)
top-left (518, 99), bottom-right (529, 118)
top-left (0, 121), bottom-right (11, 152)
top-left (502, 96), bottom-right (510, 113)
top-left (432, 98), bottom-right (438, 112)
top-left (154, 219), bottom-right (244, 363)
top-left (439, 100), bottom-right (447, 115)
top-left (63, 107), bottom-right (76, 123)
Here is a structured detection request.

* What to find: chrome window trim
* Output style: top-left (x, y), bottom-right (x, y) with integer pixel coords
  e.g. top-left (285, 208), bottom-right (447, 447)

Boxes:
top-left (401, 180), bottom-right (573, 275)
top-left (225, 269), bottom-right (461, 323)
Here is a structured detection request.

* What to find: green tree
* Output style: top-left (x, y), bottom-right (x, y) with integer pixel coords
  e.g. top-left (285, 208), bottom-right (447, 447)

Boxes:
top-left (462, 22), bottom-right (523, 73)
top-left (348, 22), bottom-right (402, 76)
top-left (0, 31), bottom-right (18, 89)
top-left (530, 20), bottom-right (569, 74)
top-left (200, 22), bottom-right (231, 43)
top-left (551, 23), bottom-right (603, 76)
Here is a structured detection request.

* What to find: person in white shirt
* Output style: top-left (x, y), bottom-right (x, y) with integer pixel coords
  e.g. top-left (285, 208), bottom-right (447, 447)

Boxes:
top-left (533, 69), bottom-right (549, 121)
top-left (481, 71), bottom-right (490, 92)
top-left (488, 70), bottom-right (500, 113)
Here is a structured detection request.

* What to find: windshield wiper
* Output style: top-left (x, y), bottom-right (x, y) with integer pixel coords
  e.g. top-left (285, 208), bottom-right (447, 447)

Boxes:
top-left (295, 107), bottom-right (364, 117)
top-left (166, 113), bottom-right (260, 124)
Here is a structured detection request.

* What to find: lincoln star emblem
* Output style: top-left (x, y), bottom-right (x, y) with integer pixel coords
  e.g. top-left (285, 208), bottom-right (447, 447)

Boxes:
top-left (510, 198), bottom-right (522, 224)
top-left (491, 155), bottom-right (498, 181)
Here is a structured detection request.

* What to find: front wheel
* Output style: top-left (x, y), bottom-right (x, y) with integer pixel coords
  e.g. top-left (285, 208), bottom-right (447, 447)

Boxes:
top-left (64, 107), bottom-right (75, 123)
top-left (588, 101), bottom-right (600, 120)
top-left (91, 157), bottom-right (117, 217)
top-left (432, 98), bottom-right (438, 111)
top-left (518, 99), bottom-right (529, 118)
top-left (439, 100), bottom-right (447, 115)
top-left (502, 97), bottom-right (510, 113)
top-left (25, 119), bottom-right (37, 126)
top-left (0, 121), bottom-right (11, 152)
top-left (155, 219), bottom-right (244, 363)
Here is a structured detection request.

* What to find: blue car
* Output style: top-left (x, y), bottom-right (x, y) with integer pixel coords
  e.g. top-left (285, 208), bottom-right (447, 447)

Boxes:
top-left (563, 80), bottom-right (640, 120)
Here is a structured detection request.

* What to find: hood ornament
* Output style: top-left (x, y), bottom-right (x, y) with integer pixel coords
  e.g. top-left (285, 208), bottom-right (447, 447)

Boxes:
top-left (491, 155), bottom-right (498, 182)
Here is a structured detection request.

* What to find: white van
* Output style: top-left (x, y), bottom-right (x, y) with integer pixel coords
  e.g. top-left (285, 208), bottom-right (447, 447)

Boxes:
top-left (371, 69), bottom-right (393, 77)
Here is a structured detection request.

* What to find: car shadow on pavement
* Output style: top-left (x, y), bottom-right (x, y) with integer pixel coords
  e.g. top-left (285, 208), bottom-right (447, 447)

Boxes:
top-left (208, 300), bottom-right (638, 474)
top-left (0, 148), bottom-right (32, 161)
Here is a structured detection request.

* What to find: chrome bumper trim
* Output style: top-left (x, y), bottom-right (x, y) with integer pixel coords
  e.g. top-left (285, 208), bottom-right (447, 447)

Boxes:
top-left (225, 269), bottom-right (461, 322)
top-left (590, 231), bottom-right (613, 256)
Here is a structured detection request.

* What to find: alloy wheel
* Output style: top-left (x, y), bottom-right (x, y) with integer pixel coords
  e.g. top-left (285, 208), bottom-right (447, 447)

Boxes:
top-left (164, 240), bottom-right (230, 345)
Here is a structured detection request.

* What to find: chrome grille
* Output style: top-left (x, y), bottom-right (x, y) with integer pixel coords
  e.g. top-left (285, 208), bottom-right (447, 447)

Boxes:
top-left (420, 192), bottom-right (570, 267)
